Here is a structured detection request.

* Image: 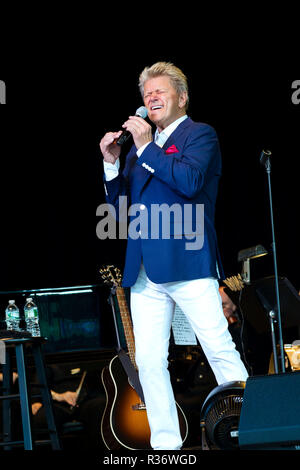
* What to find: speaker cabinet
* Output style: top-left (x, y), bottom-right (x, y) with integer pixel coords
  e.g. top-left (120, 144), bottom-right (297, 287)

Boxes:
top-left (238, 372), bottom-right (300, 450)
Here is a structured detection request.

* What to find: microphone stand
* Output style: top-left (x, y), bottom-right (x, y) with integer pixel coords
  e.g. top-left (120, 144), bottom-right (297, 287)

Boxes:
top-left (260, 150), bottom-right (285, 373)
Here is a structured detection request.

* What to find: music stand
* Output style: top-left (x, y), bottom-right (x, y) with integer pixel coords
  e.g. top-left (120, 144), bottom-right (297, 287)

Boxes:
top-left (224, 283), bottom-right (271, 375)
top-left (224, 277), bottom-right (300, 374)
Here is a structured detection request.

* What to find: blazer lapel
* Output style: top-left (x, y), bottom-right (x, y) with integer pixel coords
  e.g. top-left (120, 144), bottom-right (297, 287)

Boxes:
top-left (162, 117), bottom-right (192, 152)
top-left (130, 117), bottom-right (193, 196)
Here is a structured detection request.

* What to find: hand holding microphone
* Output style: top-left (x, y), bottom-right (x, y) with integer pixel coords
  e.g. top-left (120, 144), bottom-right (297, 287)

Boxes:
top-left (115, 106), bottom-right (148, 146)
top-left (100, 106), bottom-right (151, 164)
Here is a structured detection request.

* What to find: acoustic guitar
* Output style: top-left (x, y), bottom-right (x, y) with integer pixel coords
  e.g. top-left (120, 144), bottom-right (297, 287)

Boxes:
top-left (99, 265), bottom-right (188, 450)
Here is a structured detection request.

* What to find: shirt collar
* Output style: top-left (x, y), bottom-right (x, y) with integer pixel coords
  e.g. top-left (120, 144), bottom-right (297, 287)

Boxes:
top-left (154, 114), bottom-right (188, 143)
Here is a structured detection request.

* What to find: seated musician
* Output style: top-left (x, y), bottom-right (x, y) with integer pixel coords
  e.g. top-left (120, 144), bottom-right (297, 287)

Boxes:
top-left (30, 364), bottom-right (106, 449)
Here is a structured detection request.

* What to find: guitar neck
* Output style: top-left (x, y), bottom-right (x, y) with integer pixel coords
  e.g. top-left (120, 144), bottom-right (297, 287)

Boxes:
top-left (115, 287), bottom-right (137, 369)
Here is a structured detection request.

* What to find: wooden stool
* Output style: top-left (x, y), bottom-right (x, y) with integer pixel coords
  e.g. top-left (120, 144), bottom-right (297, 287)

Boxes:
top-left (0, 337), bottom-right (61, 450)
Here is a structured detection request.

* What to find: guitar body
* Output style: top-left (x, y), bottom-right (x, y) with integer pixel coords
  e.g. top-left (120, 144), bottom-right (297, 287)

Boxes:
top-left (99, 268), bottom-right (188, 450)
top-left (101, 355), bottom-right (188, 450)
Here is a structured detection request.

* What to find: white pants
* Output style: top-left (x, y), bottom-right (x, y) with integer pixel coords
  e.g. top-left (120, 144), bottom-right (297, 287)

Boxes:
top-left (130, 264), bottom-right (248, 450)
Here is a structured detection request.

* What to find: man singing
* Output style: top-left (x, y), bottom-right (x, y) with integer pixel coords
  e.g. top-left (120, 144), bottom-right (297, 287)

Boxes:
top-left (99, 62), bottom-right (248, 450)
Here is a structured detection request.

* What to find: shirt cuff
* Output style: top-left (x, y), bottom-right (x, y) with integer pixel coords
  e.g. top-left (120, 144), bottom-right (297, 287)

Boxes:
top-left (136, 142), bottom-right (151, 157)
top-left (103, 159), bottom-right (120, 181)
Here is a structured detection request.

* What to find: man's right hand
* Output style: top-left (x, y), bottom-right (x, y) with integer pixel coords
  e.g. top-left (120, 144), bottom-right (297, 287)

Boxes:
top-left (52, 390), bottom-right (78, 407)
top-left (100, 131), bottom-right (123, 164)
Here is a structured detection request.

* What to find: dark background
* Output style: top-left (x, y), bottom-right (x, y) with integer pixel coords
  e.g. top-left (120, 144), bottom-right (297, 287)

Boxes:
top-left (1, 54), bottom-right (299, 296)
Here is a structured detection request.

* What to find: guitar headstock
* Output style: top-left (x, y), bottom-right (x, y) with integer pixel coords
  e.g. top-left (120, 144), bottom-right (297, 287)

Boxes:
top-left (99, 265), bottom-right (122, 288)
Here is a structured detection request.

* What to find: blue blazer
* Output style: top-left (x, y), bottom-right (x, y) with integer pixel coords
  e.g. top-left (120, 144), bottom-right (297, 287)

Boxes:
top-left (104, 117), bottom-right (225, 287)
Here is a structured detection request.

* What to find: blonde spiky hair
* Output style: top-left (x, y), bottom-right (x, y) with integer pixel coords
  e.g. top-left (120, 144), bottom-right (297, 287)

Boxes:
top-left (139, 62), bottom-right (189, 109)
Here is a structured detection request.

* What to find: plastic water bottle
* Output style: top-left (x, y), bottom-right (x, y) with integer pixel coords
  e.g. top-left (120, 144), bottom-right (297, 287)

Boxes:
top-left (24, 297), bottom-right (41, 337)
top-left (5, 300), bottom-right (21, 331)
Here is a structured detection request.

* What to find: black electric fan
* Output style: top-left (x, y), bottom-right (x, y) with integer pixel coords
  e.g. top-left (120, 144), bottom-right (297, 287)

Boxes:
top-left (200, 381), bottom-right (246, 450)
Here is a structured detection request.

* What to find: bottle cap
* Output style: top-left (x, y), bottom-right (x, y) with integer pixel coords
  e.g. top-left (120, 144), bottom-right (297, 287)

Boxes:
top-left (8, 300), bottom-right (15, 303)
top-left (26, 298), bottom-right (33, 302)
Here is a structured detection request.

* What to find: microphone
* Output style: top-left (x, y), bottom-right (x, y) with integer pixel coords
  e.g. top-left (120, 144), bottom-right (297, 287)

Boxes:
top-left (260, 149), bottom-right (272, 166)
top-left (114, 106), bottom-right (148, 145)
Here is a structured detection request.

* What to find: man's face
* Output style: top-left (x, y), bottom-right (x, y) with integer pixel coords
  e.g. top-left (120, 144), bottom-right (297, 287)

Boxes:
top-left (143, 75), bottom-right (187, 132)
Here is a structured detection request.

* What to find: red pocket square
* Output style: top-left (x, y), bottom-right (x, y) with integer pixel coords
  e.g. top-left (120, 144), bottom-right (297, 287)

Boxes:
top-left (165, 144), bottom-right (179, 154)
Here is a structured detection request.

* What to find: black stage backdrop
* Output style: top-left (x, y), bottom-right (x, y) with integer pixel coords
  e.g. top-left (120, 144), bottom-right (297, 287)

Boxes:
top-left (0, 57), bottom-right (299, 295)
